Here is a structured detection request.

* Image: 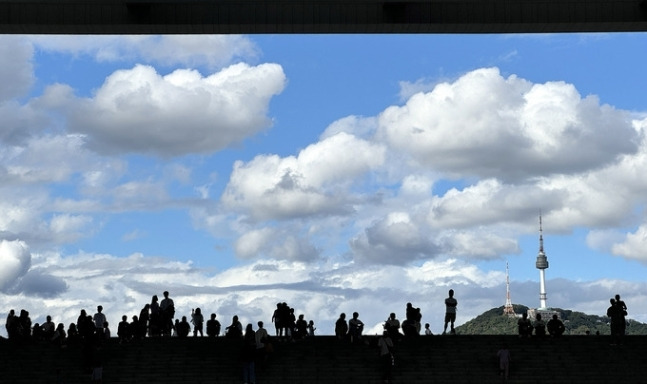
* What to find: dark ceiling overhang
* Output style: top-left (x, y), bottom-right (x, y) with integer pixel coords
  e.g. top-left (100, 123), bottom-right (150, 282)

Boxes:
top-left (1, 0), bottom-right (647, 34)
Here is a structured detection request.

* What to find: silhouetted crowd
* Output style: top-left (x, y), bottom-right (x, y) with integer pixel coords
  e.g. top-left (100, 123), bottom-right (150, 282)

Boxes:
top-left (2, 290), bottom-right (631, 384)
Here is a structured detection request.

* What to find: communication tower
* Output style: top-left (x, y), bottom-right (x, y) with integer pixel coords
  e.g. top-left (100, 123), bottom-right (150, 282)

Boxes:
top-left (536, 215), bottom-right (549, 309)
top-left (503, 262), bottom-right (516, 316)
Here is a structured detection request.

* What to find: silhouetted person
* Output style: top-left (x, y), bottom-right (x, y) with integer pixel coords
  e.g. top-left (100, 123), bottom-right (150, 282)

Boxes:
top-left (118, 315), bottom-right (131, 343)
top-left (378, 331), bottom-right (394, 384)
top-left (547, 314), bottom-right (565, 337)
top-left (517, 313), bottom-right (532, 338)
top-left (384, 313), bottom-right (401, 340)
top-left (32, 322), bottom-right (44, 342)
top-left (443, 289), bottom-right (457, 335)
top-left (42, 315), bottom-right (56, 340)
top-left (159, 291), bottom-right (175, 336)
top-left (271, 303), bottom-right (283, 337)
top-left (497, 343), bottom-right (511, 382)
top-left (52, 323), bottom-right (66, 347)
top-left (348, 312), bottom-right (364, 343)
top-left (406, 302), bottom-right (422, 334)
top-left (607, 298), bottom-right (624, 345)
top-left (226, 315), bottom-right (243, 338)
top-left (131, 315), bottom-right (143, 339)
top-left (149, 295), bottom-right (160, 337)
top-left (177, 316), bottom-right (191, 338)
top-left (255, 321), bottom-right (269, 363)
top-left (67, 323), bottom-right (80, 345)
top-left (533, 313), bottom-right (546, 338)
top-left (139, 304), bottom-right (150, 338)
top-left (5, 309), bottom-right (17, 340)
top-left (335, 313), bottom-right (348, 340)
top-left (173, 319), bottom-right (179, 337)
top-left (93, 306), bottom-right (107, 340)
top-left (402, 318), bottom-right (417, 337)
top-left (307, 320), bottom-right (316, 337)
top-left (191, 308), bottom-right (204, 337)
top-left (424, 323), bottom-right (433, 335)
top-left (615, 294), bottom-right (628, 336)
top-left (206, 313), bottom-right (222, 337)
top-left (18, 310), bottom-right (32, 340)
top-left (77, 309), bottom-right (93, 341)
top-left (615, 294), bottom-right (627, 312)
top-left (241, 324), bottom-right (256, 384)
top-left (91, 360), bottom-right (103, 383)
top-left (295, 314), bottom-right (308, 340)
top-left (103, 322), bottom-right (111, 339)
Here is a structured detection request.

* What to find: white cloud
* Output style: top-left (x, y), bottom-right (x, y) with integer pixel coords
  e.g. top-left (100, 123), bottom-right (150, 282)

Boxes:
top-left (30, 35), bottom-right (258, 70)
top-left (235, 227), bottom-right (320, 262)
top-left (49, 214), bottom-right (94, 243)
top-left (0, 36), bottom-right (34, 102)
top-left (379, 67), bottom-right (638, 181)
top-left (40, 63), bottom-right (286, 157)
top-left (222, 132), bottom-right (386, 220)
top-left (611, 225), bottom-right (647, 263)
top-left (350, 212), bottom-right (439, 265)
top-left (440, 230), bottom-right (520, 259)
top-left (0, 240), bottom-right (31, 292)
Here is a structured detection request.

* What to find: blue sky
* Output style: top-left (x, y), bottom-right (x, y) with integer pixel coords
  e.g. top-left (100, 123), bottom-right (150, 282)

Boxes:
top-left (1, 33), bottom-right (647, 336)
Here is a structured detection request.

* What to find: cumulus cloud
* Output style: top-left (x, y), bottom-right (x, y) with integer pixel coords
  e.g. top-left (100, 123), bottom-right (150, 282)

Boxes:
top-left (350, 212), bottom-right (440, 265)
top-left (611, 225), bottom-right (647, 263)
top-left (29, 35), bottom-right (258, 70)
top-left (0, 240), bottom-right (31, 292)
top-left (40, 63), bottom-right (286, 157)
top-left (378, 67), bottom-right (638, 182)
top-left (235, 227), bottom-right (320, 262)
top-left (0, 36), bottom-right (34, 102)
top-left (12, 269), bottom-right (68, 298)
top-left (222, 132), bottom-right (386, 220)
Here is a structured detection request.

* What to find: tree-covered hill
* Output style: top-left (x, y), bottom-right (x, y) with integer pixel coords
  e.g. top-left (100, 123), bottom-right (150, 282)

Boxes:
top-left (455, 305), bottom-right (647, 335)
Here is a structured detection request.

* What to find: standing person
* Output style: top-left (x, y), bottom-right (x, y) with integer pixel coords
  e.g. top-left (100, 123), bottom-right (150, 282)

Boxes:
top-left (5, 309), bottom-right (17, 339)
top-left (533, 314), bottom-right (546, 338)
top-left (93, 306), bottom-right (107, 340)
top-left (255, 321), bottom-right (269, 364)
top-left (607, 298), bottom-right (624, 345)
top-left (377, 331), bottom-right (394, 384)
top-left (443, 289), bottom-right (458, 335)
top-left (348, 312), bottom-right (364, 344)
top-left (118, 315), bottom-right (131, 343)
top-left (242, 324), bottom-right (256, 384)
top-left (335, 313), bottom-right (348, 340)
top-left (139, 304), bottom-right (150, 338)
top-left (497, 343), bottom-right (511, 382)
top-left (307, 320), bottom-right (316, 337)
top-left (191, 308), bottom-right (204, 337)
top-left (271, 303), bottom-right (282, 337)
top-left (149, 295), bottom-right (160, 337)
top-left (615, 294), bottom-right (628, 336)
top-left (159, 291), bottom-right (175, 336)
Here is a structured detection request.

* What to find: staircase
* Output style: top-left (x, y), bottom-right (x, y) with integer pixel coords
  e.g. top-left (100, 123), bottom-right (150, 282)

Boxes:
top-left (1, 334), bottom-right (645, 383)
